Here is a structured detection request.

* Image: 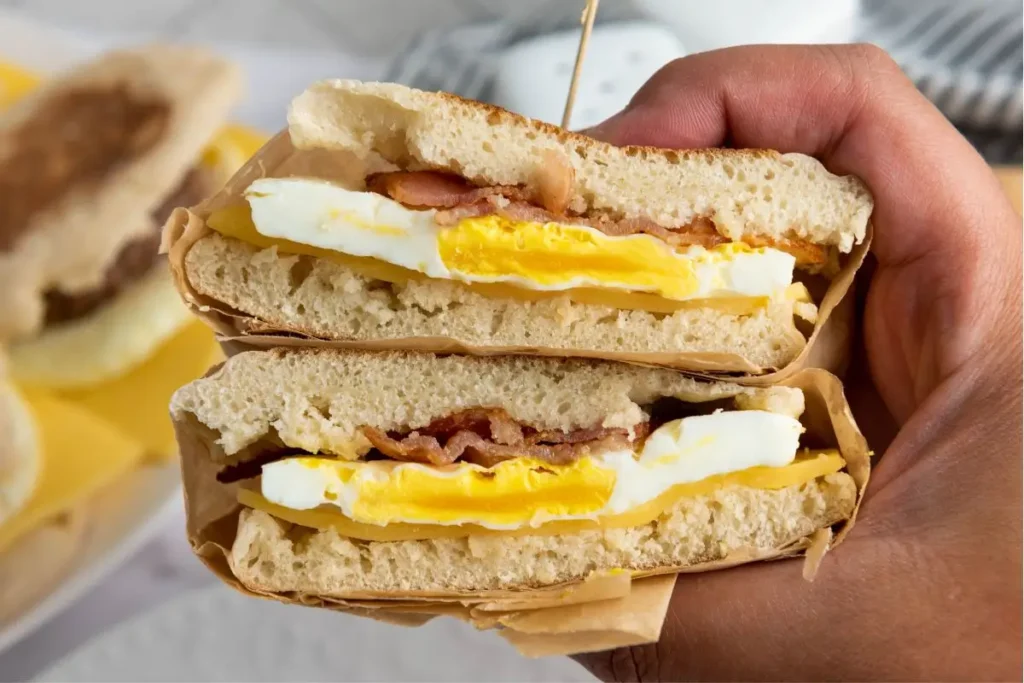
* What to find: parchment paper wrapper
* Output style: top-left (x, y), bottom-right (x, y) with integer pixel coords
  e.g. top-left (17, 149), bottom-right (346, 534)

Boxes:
top-left (163, 132), bottom-right (872, 379)
top-left (176, 366), bottom-right (870, 657)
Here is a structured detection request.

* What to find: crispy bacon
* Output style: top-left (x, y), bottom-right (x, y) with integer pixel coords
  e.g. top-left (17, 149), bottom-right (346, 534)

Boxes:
top-left (366, 171), bottom-right (530, 209)
top-left (372, 170), bottom-right (827, 266)
top-left (360, 407), bottom-right (639, 468)
top-left (745, 234), bottom-right (828, 268)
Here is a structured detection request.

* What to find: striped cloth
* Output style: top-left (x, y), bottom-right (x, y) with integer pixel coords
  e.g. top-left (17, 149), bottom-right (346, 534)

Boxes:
top-left (863, 0), bottom-right (1022, 163)
top-left (385, 0), bottom-right (1022, 164)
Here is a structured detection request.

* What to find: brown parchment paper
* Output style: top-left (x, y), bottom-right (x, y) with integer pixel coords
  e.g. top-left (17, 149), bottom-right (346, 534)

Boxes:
top-left (176, 366), bottom-right (870, 657)
top-left (162, 132), bottom-right (872, 378)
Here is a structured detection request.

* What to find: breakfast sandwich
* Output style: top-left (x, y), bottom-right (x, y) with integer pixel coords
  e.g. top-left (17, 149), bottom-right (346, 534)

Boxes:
top-left (164, 80), bottom-right (873, 374)
top-left (0, 45), bottom-right (243, 388)
top-left (171, 349), bottom-right (868, 595)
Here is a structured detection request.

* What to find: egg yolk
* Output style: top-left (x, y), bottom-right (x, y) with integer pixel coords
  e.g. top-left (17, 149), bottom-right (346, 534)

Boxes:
top-left (437, 215), bottom-right (702, 299)
top-left (351, 456), bottom-right (617, 526)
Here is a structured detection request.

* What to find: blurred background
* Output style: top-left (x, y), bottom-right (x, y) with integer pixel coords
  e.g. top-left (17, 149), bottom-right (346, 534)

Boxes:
top-left (0, 1), bottom-right (1020, 681)
top-left (3, 0), bottom-right (1020, 160)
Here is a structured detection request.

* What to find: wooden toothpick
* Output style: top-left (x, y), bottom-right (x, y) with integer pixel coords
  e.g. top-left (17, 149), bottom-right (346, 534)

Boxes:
top-left (561, 0), bottom-right (601, 129)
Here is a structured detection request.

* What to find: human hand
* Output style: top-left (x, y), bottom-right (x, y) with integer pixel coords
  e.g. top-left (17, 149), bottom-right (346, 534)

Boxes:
top-left (576, 44), bottom-right (1022, 681)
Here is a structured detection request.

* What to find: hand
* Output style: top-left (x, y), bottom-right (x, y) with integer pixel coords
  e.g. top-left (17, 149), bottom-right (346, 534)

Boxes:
top-left (577, 45), bottom-right (1022, 681)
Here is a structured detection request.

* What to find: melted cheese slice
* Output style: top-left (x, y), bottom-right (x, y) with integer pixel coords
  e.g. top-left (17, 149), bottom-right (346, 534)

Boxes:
top-left (59, 321), bottom-right (222, 460)
top-left (207, 204), bottom-right (808, 315)
top-left (239, 450), bottom-right (845, 541)
top-left (0, 390), bottom-right (147, 553)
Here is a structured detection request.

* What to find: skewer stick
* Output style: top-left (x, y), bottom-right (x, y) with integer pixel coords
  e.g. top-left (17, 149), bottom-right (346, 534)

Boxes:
top-left (561, 0), bottom-right (601, 129)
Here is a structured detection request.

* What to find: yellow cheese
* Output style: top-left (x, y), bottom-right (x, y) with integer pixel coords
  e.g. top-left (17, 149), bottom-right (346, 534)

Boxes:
top-left (207, 205), bottom-right (772, 315)
top-left (201, 123), bottom-right (269, 178)
top-left (0, 62), bottom-right (39, 108)
top-left (238, 450), bottom-right (846, 541)
top-left (59, 321), bottom-right (222, 460)
top-left (0, 390), bottom-right (147, 553)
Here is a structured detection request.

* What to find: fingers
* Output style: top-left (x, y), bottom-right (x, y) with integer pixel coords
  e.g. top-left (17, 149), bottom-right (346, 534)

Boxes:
top-left (574, 555), bottom-right (864, 681)
top-left (588, 44), bottom-right (1022, 417)
top-left (588, 44), bottom-right (1015, 267)
top-left (576, 502), bottom-right (1021, 681)
top-left (589, 44), bottom-right (883, 155)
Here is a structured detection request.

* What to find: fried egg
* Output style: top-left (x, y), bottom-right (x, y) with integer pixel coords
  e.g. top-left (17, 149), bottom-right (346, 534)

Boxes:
top-left (258, 409), bottom-right (829, 531)
top-left (244, 178), bottom-right (796, 301)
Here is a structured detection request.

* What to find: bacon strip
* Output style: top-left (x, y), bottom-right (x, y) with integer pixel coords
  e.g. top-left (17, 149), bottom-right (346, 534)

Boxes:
top-left (361, 407), bottom-right (639, 468)
top-left (367, 171), bottom-right (531, 209)
top-left (371, 170), bottom-right (827, 266)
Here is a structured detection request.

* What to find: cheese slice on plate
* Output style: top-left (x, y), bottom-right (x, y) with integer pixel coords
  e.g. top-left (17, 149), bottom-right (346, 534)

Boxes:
top-left (0, 390), bottom-right (147, 554)
top-left (59, 321), bottom-right (222, 461)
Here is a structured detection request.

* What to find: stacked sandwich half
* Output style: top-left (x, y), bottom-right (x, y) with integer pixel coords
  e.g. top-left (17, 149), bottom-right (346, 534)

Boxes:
top-left (165, 82), bottom-right (872, 612)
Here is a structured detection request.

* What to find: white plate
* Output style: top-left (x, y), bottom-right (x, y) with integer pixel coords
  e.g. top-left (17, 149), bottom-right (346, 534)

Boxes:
top-left (0, 464), bottom-right (182, 654)
top-left (34, 584), bottom-right (595, 682)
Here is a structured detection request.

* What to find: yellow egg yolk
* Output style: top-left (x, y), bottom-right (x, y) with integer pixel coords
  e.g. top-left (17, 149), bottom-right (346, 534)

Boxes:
top-left (436, 215), bottom-right (703, 300)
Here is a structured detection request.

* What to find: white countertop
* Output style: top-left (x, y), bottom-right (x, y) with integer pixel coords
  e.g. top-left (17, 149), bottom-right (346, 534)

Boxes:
top-left (0, 513), bottom-right (213, 681)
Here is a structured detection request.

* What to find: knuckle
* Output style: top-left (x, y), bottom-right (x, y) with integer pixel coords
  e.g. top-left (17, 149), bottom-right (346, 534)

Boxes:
top-left (627, 57), bottom-right (688, 106)
top-left (845, 42), bottom-right (900, 70)
top-left (573, 643), bottom-right (664, 683)
top-left (809, 43), bottom-right (908, 115)
top-left (834, 43), bottom-right (906, 84)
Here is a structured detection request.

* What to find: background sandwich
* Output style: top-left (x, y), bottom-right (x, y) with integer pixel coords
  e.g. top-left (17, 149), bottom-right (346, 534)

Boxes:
top-left (171, 350), bottom-right (868, 596)
top-left (1, 44), bottom-right (242, 388)
top-left (0, 46), bottom-right (265, 459)
top-left (166, 81), bottom-right (873, 374)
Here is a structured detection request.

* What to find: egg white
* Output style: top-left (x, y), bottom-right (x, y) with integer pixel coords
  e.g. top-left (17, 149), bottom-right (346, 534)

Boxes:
top-left (245, 177), bottom-right (796, 301)
top-left (260, 409), bottom-right (804, 530)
